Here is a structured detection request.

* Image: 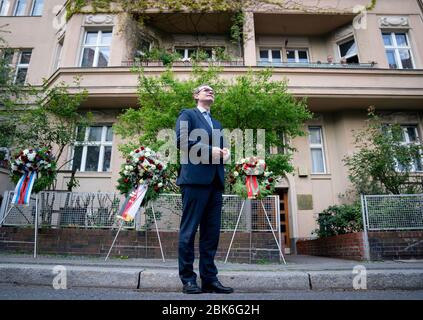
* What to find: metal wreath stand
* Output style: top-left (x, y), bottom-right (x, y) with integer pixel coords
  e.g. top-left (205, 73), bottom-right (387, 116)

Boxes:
top-left (224, 198), bottom-right (287, 264)
top-left (105, 202), bottom-right (165, 262)
top-left (0, 193), bottom-right (39, 259)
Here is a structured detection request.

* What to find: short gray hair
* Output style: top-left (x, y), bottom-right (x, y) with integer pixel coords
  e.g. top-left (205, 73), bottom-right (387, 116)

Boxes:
top-left (193, 84), bottom-right (213, 102)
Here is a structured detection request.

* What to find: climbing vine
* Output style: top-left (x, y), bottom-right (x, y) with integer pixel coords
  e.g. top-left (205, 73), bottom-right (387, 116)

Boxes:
top-left (66, 0), bottom-right (378, 46)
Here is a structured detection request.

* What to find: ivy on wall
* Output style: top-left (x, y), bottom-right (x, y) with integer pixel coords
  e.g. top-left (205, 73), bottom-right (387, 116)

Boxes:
top-left (66, 0), bottom-right (377, 46)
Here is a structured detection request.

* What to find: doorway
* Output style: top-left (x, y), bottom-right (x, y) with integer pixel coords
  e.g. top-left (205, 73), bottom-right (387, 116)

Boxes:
top-left (275, 188), bottom-right (291, 254)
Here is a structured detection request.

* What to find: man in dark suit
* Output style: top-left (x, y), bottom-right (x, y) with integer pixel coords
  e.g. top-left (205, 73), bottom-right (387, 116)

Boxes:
top-left (175, 84), bottom-right (234, 294)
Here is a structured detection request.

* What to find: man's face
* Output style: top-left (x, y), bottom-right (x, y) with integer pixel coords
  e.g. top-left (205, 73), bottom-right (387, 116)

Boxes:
top-left (195, 86), bottom-right (214, 104)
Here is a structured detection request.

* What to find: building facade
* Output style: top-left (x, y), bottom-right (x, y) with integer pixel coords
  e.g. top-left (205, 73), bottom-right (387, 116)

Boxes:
top-left (1, 0), bottom-right (423, 253)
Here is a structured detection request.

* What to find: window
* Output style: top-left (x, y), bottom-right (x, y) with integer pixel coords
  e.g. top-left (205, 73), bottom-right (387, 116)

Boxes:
top-left (134, 39), bottom-right (151, 59)
top-left (0, 0), bottom-right (10, 16)
top-left (0, 147), bottom-right (10, 169)
top-left (71, 125), bottom-right (113, 172)
top-left (309, 126), bottom-right (327, 174)
top-left (13, 0), bottom-right (27, 16)
top-left (53, 38), bottom-right (64, 70)
top-left (175, 47), bottom-right (213, 61)
top-left (382, 32), bottom-right (414, 69)
top-left (2, 49), bottom-right (14, 65)
top-left (259, 49), bottom-right (282, 64)
top-left (286, 49), bottom-right (309, 63)
top-left (397, 125), bottom-right (422, 172)
top-left (338, 38), bottom-right (359, 63)
top-left (80, 30), bottom-right (112, 67)
top-left (30, 0), bottom-right (43, 16)
top-left (14, 50), bottom-right (31, 85)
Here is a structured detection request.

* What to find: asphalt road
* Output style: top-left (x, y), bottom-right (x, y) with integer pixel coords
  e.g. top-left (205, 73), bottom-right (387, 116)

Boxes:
top-left (1, 283), bottom-right (423, 300)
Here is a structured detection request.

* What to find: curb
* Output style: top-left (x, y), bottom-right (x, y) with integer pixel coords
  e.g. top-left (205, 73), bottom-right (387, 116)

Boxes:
top-left (0, 264), bottom-right (141, 289)
top-left (1, 264), bottom-right (423, 291)
top-left (138, 270), bottom-right (310, 291)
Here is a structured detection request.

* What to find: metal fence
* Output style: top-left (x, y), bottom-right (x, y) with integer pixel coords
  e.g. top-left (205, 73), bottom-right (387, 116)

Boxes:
top-left (0, 191), bottom-right (38, 227)
top-left (0, 190), bottom-right (133, 229)
top-left (362, 194), bottom-right (423, 231)
top-left (1, 191), bottom-right (280, 233)
top-left (150, 194), bottom-right (279, 232)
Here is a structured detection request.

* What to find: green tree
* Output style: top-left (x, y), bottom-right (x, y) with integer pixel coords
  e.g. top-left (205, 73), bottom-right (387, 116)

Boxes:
top-left (114, 65), bottom-right (312, 191)
top-left (1, 37), bottom-right (90, 190)
top-left (344, 109), bottom-right (423, 195)
top-left (0, 36), bottom-right (30, 148)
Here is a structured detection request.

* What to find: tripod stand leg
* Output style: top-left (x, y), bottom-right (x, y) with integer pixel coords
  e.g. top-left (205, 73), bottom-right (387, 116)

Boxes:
top-left (260, 200), bottom-right (286, 264)
top-left (224, 200), bottom-right (246, 264)
top-left (0, 206), bottom-right (13, 226)
top-left (151, 203), bottom-right (165, 262)
top-left (105, 219), bottom-right (124, 261)
top-left (34, 195), bottom-right (38, 259)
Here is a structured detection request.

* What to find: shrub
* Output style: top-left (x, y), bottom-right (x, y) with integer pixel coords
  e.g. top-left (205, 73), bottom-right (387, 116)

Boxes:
top-left (315, 203), bottom-right (363, 238)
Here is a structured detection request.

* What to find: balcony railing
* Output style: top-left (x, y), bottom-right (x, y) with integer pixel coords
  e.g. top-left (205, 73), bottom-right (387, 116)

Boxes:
top-left (257, 61), bottom-right (377, 69)
top-left (121, 60), bottom-right (377, 69)
top-left (121, 59), bottom-right (245, 67)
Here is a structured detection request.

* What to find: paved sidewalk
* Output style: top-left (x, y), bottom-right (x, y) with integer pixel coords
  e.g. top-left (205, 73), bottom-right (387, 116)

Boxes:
top-left (1, 253), bottom-right (422, 292)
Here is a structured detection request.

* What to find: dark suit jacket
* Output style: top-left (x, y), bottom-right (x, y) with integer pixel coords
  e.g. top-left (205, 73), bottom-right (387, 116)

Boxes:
top-left (175, 107), bottom-right (225, 188)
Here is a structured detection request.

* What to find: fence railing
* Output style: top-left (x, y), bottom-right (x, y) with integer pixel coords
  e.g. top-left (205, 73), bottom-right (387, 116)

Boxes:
top-left (0, 190), bottom-right (134, 229)
top-left (362, 194), bottom-right (423, 231)
top-left (150, 194), bottom-right (279, 232)
top-left (121, 60), bottom-right (245, 67)
top-left (0, 191), bottom-right (280, 233)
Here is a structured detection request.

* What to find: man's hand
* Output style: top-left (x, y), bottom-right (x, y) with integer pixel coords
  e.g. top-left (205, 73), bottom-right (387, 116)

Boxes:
top-left (222, 148), bottom-right (230, 163)
top-left (212, 147), bottom-right (223, 160)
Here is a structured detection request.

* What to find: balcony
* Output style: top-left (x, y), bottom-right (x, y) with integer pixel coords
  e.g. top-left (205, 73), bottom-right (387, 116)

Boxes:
top-left (121, 59), bottom-right (245, 68)
top-left (257, 61), bottom-right (377, 69)
top-left (47, 64), bottom-right (423, 111)
top-left (121, 60), bottom-right (376, 69)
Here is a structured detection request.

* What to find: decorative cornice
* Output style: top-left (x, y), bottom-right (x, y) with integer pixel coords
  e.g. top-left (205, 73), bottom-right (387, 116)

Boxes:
top-left (84, 14), bottom-right (114, 25)
top-left (379, 16), bottom-right (409, 28)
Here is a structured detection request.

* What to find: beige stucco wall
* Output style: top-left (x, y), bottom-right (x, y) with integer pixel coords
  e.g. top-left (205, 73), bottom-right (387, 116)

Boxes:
top-left (1, 0), bottom-right (423, 241)
top-left (0, 0), bottom-right (66, 85)
top-left (291, 110), bottom-right (423, 239)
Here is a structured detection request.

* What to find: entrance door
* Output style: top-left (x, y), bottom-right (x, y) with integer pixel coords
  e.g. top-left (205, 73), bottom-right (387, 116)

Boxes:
top-left (276, 188), bottom-right (291, 254)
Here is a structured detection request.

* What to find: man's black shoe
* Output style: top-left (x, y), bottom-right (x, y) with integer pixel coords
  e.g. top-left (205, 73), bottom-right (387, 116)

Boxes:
top-left (182, 281), bottom-right (203, 294)
top-left (202, 280), bottom-right (234, 294)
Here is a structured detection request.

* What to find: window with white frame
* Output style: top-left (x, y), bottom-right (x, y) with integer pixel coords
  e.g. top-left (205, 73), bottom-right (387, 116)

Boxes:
top-left (338, 37), bottom-right (359, 63)
top-left (0, 0), bottom-right (10, 16)
top-left (13, 0), bottom-right (27, 16)
top-left (309, 126), bottom-right (327, 174)
top-left (286, 49), bottom-right (309, 63)
top-left (53, 38), bottom-right (64, 71)
top-left (15, 50), bottom-right (32, 85)
top-left (71, 125), bottom-right (113, 172)
top-left (30, 0), bottom-right (43, 16)
top-left (382, 32), bottom-right (414, 69)
top-left (396, 125), bottom-right (422, 172)
top-left (80, 30), bottom-right (112, 67)
top-left (259, 48), bottom-right (282, 64)
top-left (175, 47), bottom-right (213, 61)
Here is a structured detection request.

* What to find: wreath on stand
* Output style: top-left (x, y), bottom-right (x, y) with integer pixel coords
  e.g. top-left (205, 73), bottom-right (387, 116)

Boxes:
top-left (116, 146), bottom-right (168, 222)
top-left (106, 146), bottom-right (169, 261)
top-left (228, 156), bottom-right (276, 199)
top-left (10, 147), bottom-right (57, 194)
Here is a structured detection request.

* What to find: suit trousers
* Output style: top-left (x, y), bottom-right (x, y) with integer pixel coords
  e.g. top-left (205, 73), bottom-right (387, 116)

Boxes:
top-left (178, 176), bottom-right (223, 285)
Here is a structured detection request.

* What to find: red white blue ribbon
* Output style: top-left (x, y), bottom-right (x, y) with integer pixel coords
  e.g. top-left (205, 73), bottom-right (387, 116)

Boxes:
top-left (12, 171), bottom-right (37, 206)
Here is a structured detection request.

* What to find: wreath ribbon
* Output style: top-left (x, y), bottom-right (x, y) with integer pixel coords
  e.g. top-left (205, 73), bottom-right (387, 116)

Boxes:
top-left (12, 171), bottom-right (37, 206)
top-left (246, 175), bottom-right (260, 199)
top-left (118, 184), bottom-right (148, 222)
